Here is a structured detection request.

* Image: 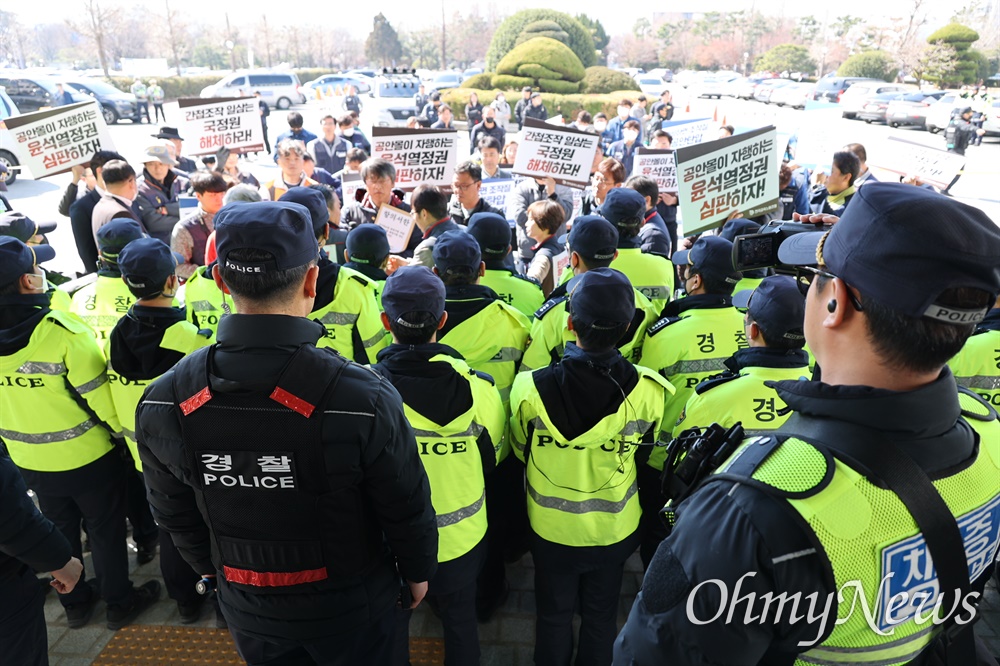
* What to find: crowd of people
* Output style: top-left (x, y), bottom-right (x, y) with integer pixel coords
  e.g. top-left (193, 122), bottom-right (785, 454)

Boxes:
top-left (0, 80), bottom-right (999, 666)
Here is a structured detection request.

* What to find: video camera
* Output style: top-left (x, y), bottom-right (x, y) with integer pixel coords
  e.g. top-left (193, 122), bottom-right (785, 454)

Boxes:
top-left (731, 220), bottom-right (834, 274)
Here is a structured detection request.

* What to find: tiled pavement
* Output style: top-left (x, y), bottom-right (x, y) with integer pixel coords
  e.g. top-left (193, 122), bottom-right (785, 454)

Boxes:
top-left (45, 542), bottom-right (1000, 665)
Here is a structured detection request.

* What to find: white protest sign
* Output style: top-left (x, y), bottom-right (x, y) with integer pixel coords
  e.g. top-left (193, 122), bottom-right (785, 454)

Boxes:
top-left (513, 117), bottom-right (600, 189)
top-left (178, 97), bottom-right (265, 156)
top-left (660, 118), bottom-right (714, 149)
top-left (545, 115), bottom-right (564, 126)
top-left (341, 172), bottom-right (363, 206)
top-left (4, 101), bottom-right (115, 178)
top-left (374, 204), bottom-right (416, 253)
top-left (570, 187), bottom-right (585, 220)
top-left (675, 126), bottom-right (780, 236)
top-left (371, 127), bottom-right (459, 191)
top-left (869, 136), bottom-right (966, 190)
top-left (632, 148), bottom-right (677, 194)
top-left (480, 178), bottom-right (515, 212)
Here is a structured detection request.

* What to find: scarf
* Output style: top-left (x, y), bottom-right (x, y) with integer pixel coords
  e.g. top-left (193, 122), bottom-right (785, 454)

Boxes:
top-left (827, 185), bottom-right (855, 207)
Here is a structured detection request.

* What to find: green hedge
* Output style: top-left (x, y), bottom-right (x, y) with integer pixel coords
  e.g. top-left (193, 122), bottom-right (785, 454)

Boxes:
top-left (539, 78), bottom-right (580, 94)
top-left (462, 73), bottom-right (494, 90)
top-left (492, 74), bottom-right (535, 90)
top-left (440, 88), bottom-right (644, 122)
top-left (104, 68), bottom-right (339, 102)
top-left (486, 9), bottom-right (596, 71)
top-left (518, 63), bottom-right (562, 80)
top-left (580, 66), bottom-right (641, 94)
top-left (497, 37), bottom-right (586, 82)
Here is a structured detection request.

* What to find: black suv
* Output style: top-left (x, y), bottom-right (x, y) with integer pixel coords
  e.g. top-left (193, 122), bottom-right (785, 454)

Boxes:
top-left (63, 78), bottom-right (138, 124)
top-left (811, 77), bottom-right (881, 103)
top-left (0, 74), bottom-right (87, 113)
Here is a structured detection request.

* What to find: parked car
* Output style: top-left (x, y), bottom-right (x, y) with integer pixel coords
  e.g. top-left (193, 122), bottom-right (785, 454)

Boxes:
top-left (200, 71), bottom-right (306, 109)
top-left (840, 82), bottom-right (910, 119)
top-left (925, 93), bottom-right (967, 133)
top-left (770, 82), bottom-right (815, 109)
top-left (811, 76), bottom-right (882, 104)
top-left (62, 78), bottom-right (138, 125)
top-left (857, 91), bottom-right (909, 124)
top-left (884, 90), bottom-right (948, 128)
top-left (720, 76), bottom-right (754, 99)
top-left (0, 74), bottom-right (87, 113)
top-left (304, 74), bottom-right (371, 95)
top-left (697, 72), bottom-right (740, 99)
top-left (0, 86), bottom-right (21, 185)
top-left (754, 79), bottom-right (794, 103)
top-left (982, 98), bottom-right (1000, 135)
top-left (635, 74), bottom-right (670, 97)
top-left (428, 72), bottom-right (463, 92)
top-left (345, 69), bottom-right (378, 80)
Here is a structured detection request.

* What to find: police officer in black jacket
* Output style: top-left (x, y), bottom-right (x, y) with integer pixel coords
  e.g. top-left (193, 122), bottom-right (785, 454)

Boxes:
top-left (136, 200), bottom-right (438, 666)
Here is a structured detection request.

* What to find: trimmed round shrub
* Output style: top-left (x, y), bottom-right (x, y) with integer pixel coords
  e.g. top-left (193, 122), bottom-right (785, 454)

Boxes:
top-left (518, 63), bottom-right (562, 80)
top-left (539, 79), bottom-right (581, 94)
top-left (580, 66), bottom-right (641, 94)
top-left (515, 20), bottom-right (571, 46)
top-left (837, 51), bottom-right (896, 82)
top-left (486, 9), bottom-right (596, 71)
top-left (462, 73), bottom-right (495, 90)
top-left (492, 74), bottom-right (535, 90)
top-left (497, 37), bottom-right (586, 82)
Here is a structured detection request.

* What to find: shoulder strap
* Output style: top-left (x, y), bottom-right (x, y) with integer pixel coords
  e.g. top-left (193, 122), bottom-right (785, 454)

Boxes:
top-left (271, 346), bottom-right (349, 418)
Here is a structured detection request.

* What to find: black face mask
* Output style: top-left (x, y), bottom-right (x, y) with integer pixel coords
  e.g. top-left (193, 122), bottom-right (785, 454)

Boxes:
top-left (485, 118), bottom-right (494, 125)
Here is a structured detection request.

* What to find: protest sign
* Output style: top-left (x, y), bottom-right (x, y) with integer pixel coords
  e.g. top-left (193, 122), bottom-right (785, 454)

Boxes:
top-left (869, 136), bottom-right (966, 190)
top-left (480, 178), bottom-right (515, 212)
top-left (178, 97), bottom-right (265, 156)
top-left (632, 147), bottom-right (677, 194)
top-left (660, 118), bottom-right (714, 149)
top-left (675, 126), bottom-right (780, 236)
top-left (5, 101), bottom-right (115, 178)
top-left (374, 204), bottom-right (416, 253)
top-left (341, 172), bottom-right (363, 206)
top-left (513, 118), bottom-right (600, 189)
top-left (371, 127), bottom-right (459, 191)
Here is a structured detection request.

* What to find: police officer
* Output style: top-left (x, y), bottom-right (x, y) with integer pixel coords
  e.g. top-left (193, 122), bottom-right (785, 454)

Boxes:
top-left (603, 188), bottom-right (676, 312)
top-left (950, 294), bottom-right (1000, 407)
top-left (183, 259), bottom-right (234, 336)
top-left (373, 265), bottom-right (506, 666)
top-left (718, 217), bottom-right (769, 293)
top-left (280, 187), bottom-right (388, 364)
top-left (636, 234), bottom-right (745, 567)
top-left (942, 107), bottom-right (987, 195)
top-left (510, 268), bottom-right (673, 666)
top-left (0, 453), bottom-right (83, 664)
top-left (0, 236), bottom-right (161, 630)
top-left (136, 201), bottom-right (438, 665)
top-left (468, 212), bottom-right (544, 319)
top-left (673, 275), bottom-right (809, 437)
top-left (106, 238), bottom-right (213, 623)
top-left (522, 216), bottom-right (657, 372)
top-left (615, 182), bottom-right (1000, 664)
top-left (343, 224), bottom-right (391, 293)
top-left (0, 211), bottom-right (72, 312)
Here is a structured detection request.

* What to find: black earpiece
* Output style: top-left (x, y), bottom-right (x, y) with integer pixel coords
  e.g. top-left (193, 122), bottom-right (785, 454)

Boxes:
top-left (827, 299), bottom-right (837, 313)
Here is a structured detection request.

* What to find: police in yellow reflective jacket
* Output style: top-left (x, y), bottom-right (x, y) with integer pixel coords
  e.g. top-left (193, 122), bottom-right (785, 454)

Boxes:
top-left (104, 237), bottom-right (212, 623)
top-left (616, 183), bottom-right (1000, 666)
top-left (342, 224), bottom-right (390, 303)
top-left (70, 218), bottom-right (146, 341)
top-left (280, 187), bottom-right (388, 363)
top-left (673, 276), bottom-right (810, 439)
top-left (183, 263), bottom-right (234, 335)
top-left (0, 212), bottom-right (72, 313)
top-left (949, 298), bottom-right (1000, 408)
top-left (0, 237), bottom-right (161, 630)
top-left (522, 216), bottom-right (657, 372)
top-left (468, 212), bottom-right (544, 320)
top-left (373, 266), bottom-right (505, 666)
top-left (602, 188), bottom-right (675, 312)
top-left (511, 268), bottom-right (673, 666)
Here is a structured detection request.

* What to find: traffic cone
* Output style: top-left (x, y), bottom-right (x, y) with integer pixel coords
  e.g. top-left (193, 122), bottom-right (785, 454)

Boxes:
top-left (685, 102), bottom-right (691, 113)
top-left (713, 106), bottom-right (718, 122)
top-left (722, 115), bottom-right (727, 126)
top-left (315, 88), bottom-right (322, 101)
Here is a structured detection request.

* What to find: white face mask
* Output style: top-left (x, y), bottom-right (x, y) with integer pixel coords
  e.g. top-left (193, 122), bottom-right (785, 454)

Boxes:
top-left (624, 130), bottom-right (639, 143)
top-left (27, 269), bottom-right (48, 292)
top-left (497, 96), bottom-right (505, 102)
top-left (617, 106), bottom-right (629, 119)
top-left (342, 128), bottom-right (355, 138)
top-left (595, 121), bottom-right (608, 132)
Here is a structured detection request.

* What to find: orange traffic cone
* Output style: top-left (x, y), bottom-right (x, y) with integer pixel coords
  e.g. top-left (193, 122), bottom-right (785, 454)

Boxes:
top-left (315, 88), bottom-right (322, 101)
top-left (685, 102), bottom-right (691, 113)
top-left (722, 115), bottom-right (727, 126)
top-left (713, 106), bottom-right (718, 122)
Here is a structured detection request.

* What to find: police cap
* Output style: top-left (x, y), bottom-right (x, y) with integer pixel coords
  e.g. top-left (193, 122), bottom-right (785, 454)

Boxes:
top-left (279, 187), bottom-right (329, 236)
top-left (733, 275), bottom-right (805, 343)
top-left (215, 201), bottom-right (318, 273)
top-left (718, 217), bottom-right (760, 242)
top-left (467, 212), bottom-right (511, 257)
top-left (382, 266), bottom-right (446, 324)
top-left (777, 182), bottom-right (1000, 325)
top-left (97, 218), bottom-right (145, 261)
top-left (600, 188), bottom-right (645, 230)
top-left (0, 236), bottom-right (55, 284)
top-left (0, 212), bottom-right (57, 242)
top-left (119, 237), bottom-right (184, 293)
top-left (672, 235), bottom-right (740, 284)
top-left (345, 224), bottom-right (390, 265)
top-left (562, 215), bottom-right (618, 262)
top-left (433, 230), bottom-right (481, 275)
top-left (567, 268), bottom-right (634, 328)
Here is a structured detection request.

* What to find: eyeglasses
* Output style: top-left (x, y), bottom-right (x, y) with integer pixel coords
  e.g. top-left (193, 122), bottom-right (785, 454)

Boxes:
top-left (795, 266), bottom-right (864, 311)
top-left (452, 181), bottom-right (477, 192)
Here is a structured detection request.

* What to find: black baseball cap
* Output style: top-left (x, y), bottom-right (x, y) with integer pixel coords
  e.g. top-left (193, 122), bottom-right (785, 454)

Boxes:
top-left (118, 237), bottom-right (184, 294)
top-left (0, 212), bottom-right (57, 242)
top-left (382, 266), bottom-right (446, 324)
top-left (522, 86), bottom-right (533, 93)
top-left (562, 215), bottom-right (618, 262)
top-left (215, 201), bottom-right (318, 273)
top-left (345, 224), bottom-right (390, 264)
top-left (467, 212), bottom-right (511, 257)
top-left (279, 187), bottom-right (329, 236)
top-left (0, 236), bottom-right (55, 284)
top-left (600, 189), bottom-right (645, 230)
top-left (433, 230), bottom-right (481, 274)
top-left (777, 182), bottom-right (1000, 325)
top-left (718, 217), bottom-right (761, 242)
top-left (96, 219), bottom-right (145, 261)
top-left (733, 275), bottom-right (805, 343)
top-left (673, 236), bottom-right (740, 284)
top-left (567, 268), bottom-right (634, 328)
top-left (153, 127), bottom-right (183, 141)
top-left (530, 92), bottom-right (542, 100)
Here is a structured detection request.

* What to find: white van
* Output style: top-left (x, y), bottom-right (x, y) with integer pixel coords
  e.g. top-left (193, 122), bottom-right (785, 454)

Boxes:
top-left (200, 71), bottom-right (306, 109)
